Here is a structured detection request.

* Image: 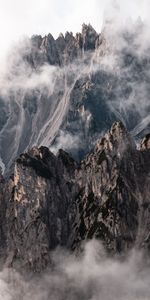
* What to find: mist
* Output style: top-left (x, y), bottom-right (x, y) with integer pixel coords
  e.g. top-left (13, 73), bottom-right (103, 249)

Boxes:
top-left (0, 0), bottom-right (150, 299)
top-left (0, 240), bottom-right (150, 300)
top-left (0, 0), bottom-right (150, 173)
top-left (0, 36), bottom-right (96, 170)
top-left (0, 17), bottom-right (150, 171)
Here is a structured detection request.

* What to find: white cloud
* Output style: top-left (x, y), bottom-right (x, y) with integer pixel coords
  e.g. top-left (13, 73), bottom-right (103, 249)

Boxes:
top-left (0, 0), bottom-right (150, 170)
top-left (0, 0), bottom-right (149, 60)
top-left (1, 241), bottom-right (150, 300)
top-left (0, 0), bottom-right (104, 59)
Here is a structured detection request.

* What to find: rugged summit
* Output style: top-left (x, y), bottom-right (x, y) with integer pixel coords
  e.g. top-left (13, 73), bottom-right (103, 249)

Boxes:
top-left (0, 122), bottom-right (149, 271)
top-left (30, 23), bottom-right (98, 67)
top-left (0, 22), bottom-right (150, 172)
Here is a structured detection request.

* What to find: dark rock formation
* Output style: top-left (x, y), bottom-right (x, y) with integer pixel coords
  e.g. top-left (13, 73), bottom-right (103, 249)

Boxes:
top-left (140, 134), bottom-right (150, 150)
top-left (0, 122), bottom-right (150, 271)
top-left (1, 23), bottom-right (150, 171)
top-left (29, 23), bottom-right (98, 67)
top-left (4, 147), bottom-right (78, 271)
top-left (72, 123), bottom-right (150, 253)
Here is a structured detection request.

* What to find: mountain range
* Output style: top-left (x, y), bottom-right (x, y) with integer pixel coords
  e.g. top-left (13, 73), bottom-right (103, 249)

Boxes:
top-left (0, 121), bottom-right (149, 272)
top-left (0, 21), bottom-right (150, 174)
top-left (0, 22), bottom-right (150, 276)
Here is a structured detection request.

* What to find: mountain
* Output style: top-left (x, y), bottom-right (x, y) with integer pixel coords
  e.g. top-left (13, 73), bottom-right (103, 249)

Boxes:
top-left (0, 122), bottom-right (149, 272)
top-left (0, 22), bottom-right (150, 173)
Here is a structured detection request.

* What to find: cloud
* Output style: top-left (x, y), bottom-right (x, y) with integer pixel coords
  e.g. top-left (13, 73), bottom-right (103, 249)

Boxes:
top-left (0, 39), bottom-right (95, 170)
top-left (0, 13), bottom-right (150, 169)
top-left (0, 0), bottom-right (150, 60)
top-left (50, 131), bottom-right (81, 154)
top-left (1, 240), bottom-right (150, 300)
top-left (0, 0), bottom-right (104, 59)
top-left (0, 0), bottom-right (150, 171)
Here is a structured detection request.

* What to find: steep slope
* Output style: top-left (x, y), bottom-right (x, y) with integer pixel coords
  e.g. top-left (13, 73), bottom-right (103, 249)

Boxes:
top-left (72, 123), bottom-right (150, 252)
top-left (0, 22), bottom-right (150, 172)
top-left (0, 122), bottom-right (149, 271)
top-left (4, 147), bottom-right (78, 271)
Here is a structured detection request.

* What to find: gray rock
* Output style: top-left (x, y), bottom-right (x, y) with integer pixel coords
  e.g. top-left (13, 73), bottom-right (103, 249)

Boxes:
top-left (0, 123), bottom-right (150, 271)
top-left (1, 23), bottom-right (150, 171)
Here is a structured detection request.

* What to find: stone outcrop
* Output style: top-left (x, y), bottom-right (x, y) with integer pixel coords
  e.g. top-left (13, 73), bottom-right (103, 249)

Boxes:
top-left (0, 122), bottom-right (150, 271)
top-left (72, 123), bottom-right (150, 252)
top-left (29, 23), bottom-right (99, 67)
top-left (4, 147), bottom-right (78, 271)
top-left (1, 22), bottom-right (150, 171)
top-left (140, 134), bottom-right (150, 150)
top-left (32, 22), bottom-right (100, 66)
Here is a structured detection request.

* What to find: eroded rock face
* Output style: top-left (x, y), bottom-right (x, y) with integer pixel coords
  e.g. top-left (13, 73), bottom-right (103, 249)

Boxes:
top-left (29, 24), bottom-right (98, 67)
top-left (0, 123), bottom-right (150, 271)
top-left (1, 23), bottom-right (150, 172)
top-left (4, 147), bottom-right (78, 271)
top-left (140, 134), bottom-right (150, 150)
top-left (72, 123), bottom-right (150, 253)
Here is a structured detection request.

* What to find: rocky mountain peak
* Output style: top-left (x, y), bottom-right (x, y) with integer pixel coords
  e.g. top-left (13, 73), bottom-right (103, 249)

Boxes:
top-left (65, 31), bottom-right (74, 41)
top-left (0, 123), bottom-right (150, 271)
top-left (95, 121), bottom-right (136, 156)
top-left (27, 23), bottom-right (99, 68)
top-left (82, 23), bottom-right (98, 50)
top-left (140, 134), bottom-right (150, 150)
top-left (31, 35), bottom-right (43, 48)
top-left (82, 23), bottom-right (97, 36)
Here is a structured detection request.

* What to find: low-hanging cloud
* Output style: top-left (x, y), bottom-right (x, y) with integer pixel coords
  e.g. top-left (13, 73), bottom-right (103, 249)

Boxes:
top-left (1, 240), bottom-right (150, 300)
top-left (0, 37), bottom-right (95, 170)
top-left (0, 2), bottom-right (150, 299)
top-left (0, 0), bottom-right (150, 60)
top-left (0, 1), bottom-right (150, 172)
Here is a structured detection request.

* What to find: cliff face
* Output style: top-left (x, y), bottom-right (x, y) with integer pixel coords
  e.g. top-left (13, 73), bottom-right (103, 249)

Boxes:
top-left (4, 147), bottom-right (78, 271)
top-left (0, 23), bottom-right (150, 172)
top-left (29, 24), bottom-right (98, 67)
top-left (0, 122), bottom-right (149, 271)
top-left (72, 123), bottom-right (150, 252)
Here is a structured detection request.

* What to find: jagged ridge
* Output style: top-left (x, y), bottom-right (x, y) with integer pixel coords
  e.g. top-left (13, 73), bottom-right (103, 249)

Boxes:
top-left (0, 122), bottom-right (150, 271)
top-left (1, 22), bottom-right (150, 173)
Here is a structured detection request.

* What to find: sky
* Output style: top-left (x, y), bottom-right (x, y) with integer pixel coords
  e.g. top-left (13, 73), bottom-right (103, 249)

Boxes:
top-left (0, 0), bottom-right (149, 57)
